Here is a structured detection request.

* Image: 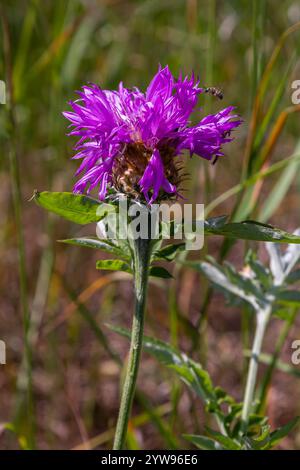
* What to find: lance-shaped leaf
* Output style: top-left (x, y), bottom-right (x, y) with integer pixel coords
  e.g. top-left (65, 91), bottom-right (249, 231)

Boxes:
top-left (275, 289), bottom-right (300, 306)
top-left (268, 417), bottom-right (300, 448)
top-left (59, 237), bottom-right (129, 259)
top-left (164, 216), bottom-right (300, 244)
top-left (183, 434), bottom-right (223, 450)
top-left (96, 259), bottom-right (132, 273)
top-left (33, 191), bottom-right (115, 225)
top-left (205, 427), bottom-right (241, 450)
top-left (204, 217), bottom-right (300, 243)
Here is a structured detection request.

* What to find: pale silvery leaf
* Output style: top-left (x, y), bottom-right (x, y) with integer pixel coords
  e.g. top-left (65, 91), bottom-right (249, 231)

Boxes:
top-left (200, 262), bottom-right (261, 311)
top-left (266, 243), bottom-right (284, 285)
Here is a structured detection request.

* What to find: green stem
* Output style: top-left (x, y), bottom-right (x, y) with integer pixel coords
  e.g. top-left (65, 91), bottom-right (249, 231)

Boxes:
top-left (241, 307), bottom-right (271, 429)
top-left (113, 237), bottom-right (152, 450)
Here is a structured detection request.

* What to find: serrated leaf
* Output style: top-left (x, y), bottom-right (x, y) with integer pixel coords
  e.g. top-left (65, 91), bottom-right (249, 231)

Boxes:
top-left (224, 262), bottom-right (265, 302)
top-left (108, 325), bottom-right (224, 408)
top-left (186, 260), bottom-right (261, 311)
top-left (33, 191), bottom-right (113, 225)
top-left (183, 434), bottom-right (223, 450)
top-left (96, 259), bottom-right (132, 273)
top-left (170, 362), bottom-right (215, 402)
top-left (149, 266), bottom-right (173, 279)
top-left (107, 324), bottom-right (182, 365)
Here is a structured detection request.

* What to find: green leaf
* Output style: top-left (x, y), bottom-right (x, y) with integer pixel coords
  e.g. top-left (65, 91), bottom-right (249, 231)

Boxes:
top-left (243, 424), bottom-right (272, 450)
top-left (205, 215), bottom-right (229, 229)
top-left (286, 268), bottom-right (300, 284)
top-left (275, 290), bottom-right (300, 306)
top-left (268, 417), bottom-right (300, 448)
top-left (108, 324), bottom-right (182, 365)
top-left (245, 252), bottom-right (271, 288)
top-left (149, 266), bottom-right (173, 279)
top-left (108, 325), bottom-right (218, 405)
top-left (33, 191), bottom-right (114, 225)
top-left (169, 363), bottom-right (215, 403)
top-left (96, 259), bottom-right (132, 273)
top-left (204, 217), bottom-right (300, 244)
top-left (153, 242), bottom-right (186, 261)
top-left (224, 261), bottom-right (265, 302)
top-left (60, 237), bottom-right (128, 258)
top-left (272, 306), bottom-right (294, 321)
top-left (109, 325), bottom-right (241, 433)
top-left (183, 434), bottom-right (223, 450)
top-left (206, 427), bottom-right (241, 450)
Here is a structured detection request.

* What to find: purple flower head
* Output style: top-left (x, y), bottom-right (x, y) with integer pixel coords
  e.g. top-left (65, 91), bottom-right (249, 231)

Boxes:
top-left (63, 65), bottom-right (241, 204)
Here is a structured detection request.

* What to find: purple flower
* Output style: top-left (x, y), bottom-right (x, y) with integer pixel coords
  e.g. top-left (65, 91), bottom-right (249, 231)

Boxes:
top-left (63, 65), bottom-right (241, 203)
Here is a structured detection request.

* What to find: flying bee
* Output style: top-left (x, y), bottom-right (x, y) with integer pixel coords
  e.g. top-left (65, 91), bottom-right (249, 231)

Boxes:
top-left (204, 86), bottom-right (223, 100)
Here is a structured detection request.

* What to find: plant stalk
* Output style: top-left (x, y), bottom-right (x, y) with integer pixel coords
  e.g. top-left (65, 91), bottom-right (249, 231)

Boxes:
top-left (113, 236), bottom-right (152, 450)
top-left (241, 306), bottom-right (271, 429)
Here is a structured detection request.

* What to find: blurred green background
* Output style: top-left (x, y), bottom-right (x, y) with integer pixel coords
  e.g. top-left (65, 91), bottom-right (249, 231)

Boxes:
top-left (1, 0), bottom-right (300, 450)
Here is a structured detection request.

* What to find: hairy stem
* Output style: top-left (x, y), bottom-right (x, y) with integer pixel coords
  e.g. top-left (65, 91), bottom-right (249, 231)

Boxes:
top-left (113, 237), bottom-right (152, 450)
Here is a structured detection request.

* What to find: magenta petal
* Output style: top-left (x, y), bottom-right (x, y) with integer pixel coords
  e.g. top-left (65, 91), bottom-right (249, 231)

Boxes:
top-left (139, 149), bottom-right (177, 204)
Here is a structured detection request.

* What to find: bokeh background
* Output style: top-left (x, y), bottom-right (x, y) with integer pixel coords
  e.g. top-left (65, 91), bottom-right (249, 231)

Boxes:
top-left (1, 0), bottom-right (300, 449)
